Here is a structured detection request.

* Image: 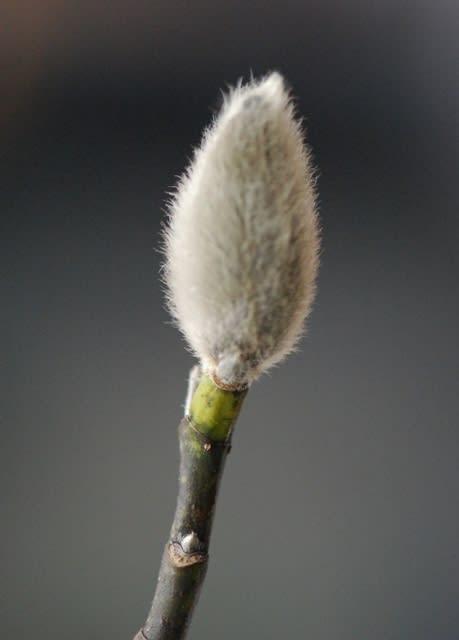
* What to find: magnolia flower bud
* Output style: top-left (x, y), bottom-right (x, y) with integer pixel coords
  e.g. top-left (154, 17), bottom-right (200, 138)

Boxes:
top-left (163, 72), bottom-right (320, 388)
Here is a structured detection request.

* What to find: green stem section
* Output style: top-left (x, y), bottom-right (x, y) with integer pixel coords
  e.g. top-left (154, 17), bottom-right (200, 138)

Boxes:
top-left (136, 373), bottom-right (247, 640)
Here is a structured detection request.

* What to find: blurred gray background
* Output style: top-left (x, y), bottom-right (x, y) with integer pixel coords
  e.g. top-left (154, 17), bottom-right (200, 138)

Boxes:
top-left (2, 1), bottom-right (458, 639)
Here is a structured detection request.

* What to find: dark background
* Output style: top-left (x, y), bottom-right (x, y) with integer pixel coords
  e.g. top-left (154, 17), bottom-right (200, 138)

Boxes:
top-left (2, 2), bottom-right (458, 639)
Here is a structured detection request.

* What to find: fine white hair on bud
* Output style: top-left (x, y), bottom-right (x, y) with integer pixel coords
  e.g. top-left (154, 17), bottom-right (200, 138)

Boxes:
top-left (163, 72), bottom-right (320, 388)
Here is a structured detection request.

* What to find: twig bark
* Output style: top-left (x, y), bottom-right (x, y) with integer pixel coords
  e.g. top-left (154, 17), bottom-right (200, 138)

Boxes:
top-left (134, 370), bottom-right (247, 640)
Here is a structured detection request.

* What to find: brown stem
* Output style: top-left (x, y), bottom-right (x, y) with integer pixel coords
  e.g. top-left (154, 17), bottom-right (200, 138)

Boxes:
top-left (134, 373), bottom-right (247, 640)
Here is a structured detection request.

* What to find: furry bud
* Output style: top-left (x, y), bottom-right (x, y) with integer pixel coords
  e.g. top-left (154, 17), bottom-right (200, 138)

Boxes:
top-left (163, 72), bottom-right (320, 387)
